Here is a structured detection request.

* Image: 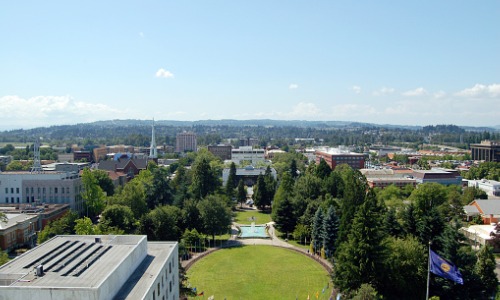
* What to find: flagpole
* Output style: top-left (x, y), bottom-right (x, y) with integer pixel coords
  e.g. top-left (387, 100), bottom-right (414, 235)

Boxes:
top-left (426, 241), bottom-right (431, 300)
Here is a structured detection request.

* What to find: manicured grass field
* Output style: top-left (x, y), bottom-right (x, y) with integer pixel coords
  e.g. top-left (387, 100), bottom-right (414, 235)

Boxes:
top-left (233, 209), bottom-right (272, 225)
top-left (187, 246), bottom-right (331, 299)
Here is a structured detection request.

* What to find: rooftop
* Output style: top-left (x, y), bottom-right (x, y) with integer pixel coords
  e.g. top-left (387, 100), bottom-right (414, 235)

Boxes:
top-left (0, 235), bottom-right (176, 295)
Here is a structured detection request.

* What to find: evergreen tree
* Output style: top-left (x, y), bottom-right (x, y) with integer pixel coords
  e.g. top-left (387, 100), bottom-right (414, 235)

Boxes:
top-left (236, 179), bottom-right (247, 208)
top-left (315, 158), bottom-right (332, 179)
top-left (384, 207), bottom-right (402, 238)
top-left (312, 207), bottom-right (324, 254)
top-left (225, 162), bottom-right (237, 198)
top-left (322, 205), bottom-right (339, 257)
top-left (333, 190), bottom-right (387, 294)
top-left (273, 171), bottom-right (295, 213)
top-left (475, 245), bottom-right (498, 299)
top-left (338, 167), bottom-right (368, 244)
top-left (290, 159), bottom-right (298, 179)
top-left (191, 155), bottom-right (218, 199)
top-left (253, 175), bottom-right (267, 209)
top-left (401, 203), bottom-right (418, 237)
top-left (264, 166), bottom-right (276, 207)
top-left (323, 170), bottom-right (343, 198)
top-left (272, 196), bottom-right (296, 235)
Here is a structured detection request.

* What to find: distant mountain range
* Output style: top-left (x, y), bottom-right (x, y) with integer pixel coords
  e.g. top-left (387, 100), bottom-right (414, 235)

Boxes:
top-left (2, 119), bottom-right (499, 133)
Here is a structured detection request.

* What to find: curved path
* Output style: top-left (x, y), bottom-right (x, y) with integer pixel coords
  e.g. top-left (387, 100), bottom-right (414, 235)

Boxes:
top-left (182, 221), bottom-right (333, 273)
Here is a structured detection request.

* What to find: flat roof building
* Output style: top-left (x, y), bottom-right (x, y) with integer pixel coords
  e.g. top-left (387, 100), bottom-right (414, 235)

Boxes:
top-left (0, 171), bottom-right (84, 214)
top-left (231, 146), bottom-right (265, 165)
top-left (467, 179), bottom-right (500, 197)
top-left (222, 165), bottom-right (277, 186)
top-left (471, 140), bottom-right (500, 162)
top-left (0, 235), bottom-right (179, 300)
top-left (411, 168), bottom-right (462, 186)
top-left (315, 148), bottom-right (365, 170)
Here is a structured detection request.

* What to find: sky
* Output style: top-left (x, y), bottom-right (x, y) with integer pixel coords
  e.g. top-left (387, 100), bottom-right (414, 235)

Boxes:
top-left (1, 1), bottom-right (499, 130)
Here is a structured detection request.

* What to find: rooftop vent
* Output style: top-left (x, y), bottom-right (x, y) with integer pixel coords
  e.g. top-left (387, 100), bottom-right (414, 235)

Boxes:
top-left (35, 265), bottom-right (44, 277)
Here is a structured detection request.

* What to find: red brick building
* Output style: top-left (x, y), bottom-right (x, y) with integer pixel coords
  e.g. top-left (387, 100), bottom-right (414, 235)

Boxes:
top-left (315, 149), bottom-right (365, 170)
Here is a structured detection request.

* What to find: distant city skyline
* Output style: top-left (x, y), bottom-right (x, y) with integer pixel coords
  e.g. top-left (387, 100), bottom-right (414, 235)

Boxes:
top-left (1, 1), bottom-right (499, 130)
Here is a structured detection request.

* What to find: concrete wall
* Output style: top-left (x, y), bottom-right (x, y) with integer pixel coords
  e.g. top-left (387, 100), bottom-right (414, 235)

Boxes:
top-left (97, 236), bottom-right (148, 300)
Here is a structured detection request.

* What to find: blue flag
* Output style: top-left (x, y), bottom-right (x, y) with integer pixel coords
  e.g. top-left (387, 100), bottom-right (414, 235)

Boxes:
top-left (430, 249), bottom-right (464, 284)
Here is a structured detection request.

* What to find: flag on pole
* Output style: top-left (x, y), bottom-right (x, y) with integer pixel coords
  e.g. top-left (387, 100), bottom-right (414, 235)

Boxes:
top-left (429, 249), bottom-right (464, 284)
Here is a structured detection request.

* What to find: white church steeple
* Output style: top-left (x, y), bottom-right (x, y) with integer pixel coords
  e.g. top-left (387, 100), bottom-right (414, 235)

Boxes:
top-left (149, 119), bottom-right (158, 159)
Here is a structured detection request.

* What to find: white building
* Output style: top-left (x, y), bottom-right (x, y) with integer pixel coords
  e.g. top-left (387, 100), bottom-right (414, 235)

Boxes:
top-left (0, 235), bottom-right (179, 300)
top-left (231, 146), bottom-right (265, 165)
top-left (467, 179), bottom-right (500, 197)
top-left (0, 171), bottom-right (84, 214)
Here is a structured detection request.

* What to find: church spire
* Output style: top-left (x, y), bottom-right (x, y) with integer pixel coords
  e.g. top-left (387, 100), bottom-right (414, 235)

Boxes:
top-left (149, 119), bottom-right (158, 159)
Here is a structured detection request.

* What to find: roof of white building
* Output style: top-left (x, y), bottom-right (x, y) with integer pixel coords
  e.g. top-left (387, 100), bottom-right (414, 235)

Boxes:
top-left (0, 213), bottom-right (38, 230)
top-left (0, 235), bottom-right (176, 294)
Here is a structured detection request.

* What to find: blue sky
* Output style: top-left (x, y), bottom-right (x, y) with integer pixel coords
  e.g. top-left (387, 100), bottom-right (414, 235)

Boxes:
top-left (1, 1), bottom-right (499, 130)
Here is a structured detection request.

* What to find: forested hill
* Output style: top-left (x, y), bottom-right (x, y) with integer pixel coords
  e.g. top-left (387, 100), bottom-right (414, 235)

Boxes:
top-left (0, 119), bottom-right (498, 147)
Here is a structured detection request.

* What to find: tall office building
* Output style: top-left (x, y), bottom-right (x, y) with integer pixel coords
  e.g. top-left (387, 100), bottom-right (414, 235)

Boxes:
top-left (175, 131), bottom-right (197, 153)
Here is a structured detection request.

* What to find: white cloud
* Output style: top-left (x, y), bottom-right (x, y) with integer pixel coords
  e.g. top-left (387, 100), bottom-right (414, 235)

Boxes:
top-left (289, 102), bottom-right (320, 116)
top-left (372, 87), bottom-right (395, 96)
top-left (0, 95), bottom-right (127, 130)
top-left (155, 68), bottom-right (174, 78)
top-left (351, 85), bottom-right (362, 94)
top-left (433, 91), bottom-right (446, 99)
top-left (455, 83), bottom-right (500, 98)
top-left (402, 87), bottom-right (427, 97)
top-left (289, 83), bottom-right (299, 90)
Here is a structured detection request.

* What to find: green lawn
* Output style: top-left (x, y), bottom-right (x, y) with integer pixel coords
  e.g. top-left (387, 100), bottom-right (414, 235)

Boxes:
top-left (233, 209), bottom-right (272, 225)
top-left (187, 245), bottom-right (331, 299)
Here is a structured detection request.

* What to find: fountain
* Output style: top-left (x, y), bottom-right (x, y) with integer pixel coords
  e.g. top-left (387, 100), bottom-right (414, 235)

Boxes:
top-left (238, 222), bottom-right (269, 239)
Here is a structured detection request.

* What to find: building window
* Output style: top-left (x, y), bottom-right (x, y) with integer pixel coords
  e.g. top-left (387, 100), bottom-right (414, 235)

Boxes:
top-left (169, 262), bottom-right (171, 273)
top-left (169, 281), bottom-right (172, 292)
top-left (16, 187), bottom-right (19, 193)
top-left (16, 197), bottom-right (19, 203)
top-left (11, 188), bottom-right (14, 193)
top-left (5, 188), bottom-right (7, 194)
top-left (5, 197), bottom-right (7, 203)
